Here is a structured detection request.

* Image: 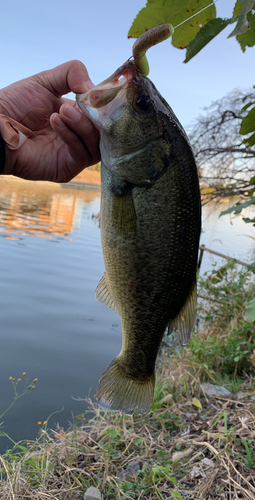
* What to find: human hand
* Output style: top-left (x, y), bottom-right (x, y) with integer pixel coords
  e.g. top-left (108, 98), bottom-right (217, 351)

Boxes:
top-left (0, 60), bottom-right (100, 182)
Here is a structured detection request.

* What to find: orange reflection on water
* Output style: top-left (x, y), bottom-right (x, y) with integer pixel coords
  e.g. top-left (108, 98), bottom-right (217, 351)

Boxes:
top-left (0, 177), bottom-right (100, 240)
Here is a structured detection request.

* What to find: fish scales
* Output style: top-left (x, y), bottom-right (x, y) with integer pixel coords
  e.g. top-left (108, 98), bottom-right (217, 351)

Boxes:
top-left (77, 60), bottom-right (201, 415)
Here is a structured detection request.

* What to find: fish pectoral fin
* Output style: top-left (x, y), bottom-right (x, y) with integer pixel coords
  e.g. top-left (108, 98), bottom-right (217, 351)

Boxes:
top-left (167, 282), bottom-right (197, 346)
top-left (95, 272), bottom-right (119, 314)
top-left (94, 356), bottom-right (155, 416)
top-left (111, 188), bottom-right (136, 236)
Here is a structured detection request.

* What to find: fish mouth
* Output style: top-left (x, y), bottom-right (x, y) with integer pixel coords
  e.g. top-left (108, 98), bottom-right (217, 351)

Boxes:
top-left (76, 61), bottom-right (137, 128)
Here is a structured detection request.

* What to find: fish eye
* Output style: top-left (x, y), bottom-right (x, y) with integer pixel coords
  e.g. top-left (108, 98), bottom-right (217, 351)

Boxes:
top-left (135, 94), bottom-right (151, 111)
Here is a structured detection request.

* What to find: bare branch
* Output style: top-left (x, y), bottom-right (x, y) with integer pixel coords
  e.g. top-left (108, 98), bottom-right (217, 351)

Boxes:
top-left (188, 87), bottom-right (255, 205)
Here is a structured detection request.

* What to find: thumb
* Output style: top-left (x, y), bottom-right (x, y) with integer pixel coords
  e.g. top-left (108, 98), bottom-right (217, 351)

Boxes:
top-left (33, 60), bottom-right (95, 98)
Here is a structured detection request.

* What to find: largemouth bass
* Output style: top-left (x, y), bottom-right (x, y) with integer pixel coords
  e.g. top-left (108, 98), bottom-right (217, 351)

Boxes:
top-left (77, 59), bottom-right (201, 416)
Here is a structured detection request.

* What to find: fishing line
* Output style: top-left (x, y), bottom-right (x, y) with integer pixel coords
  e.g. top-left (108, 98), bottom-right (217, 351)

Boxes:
top-left (149, 0), bottom-right (219, 32)
top-left (173, 1), bottom-right (218, 31)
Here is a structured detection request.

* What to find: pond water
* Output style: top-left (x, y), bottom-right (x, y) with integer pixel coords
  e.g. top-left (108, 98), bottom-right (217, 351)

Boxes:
top-left (0, 176), bottom-right (255, 452)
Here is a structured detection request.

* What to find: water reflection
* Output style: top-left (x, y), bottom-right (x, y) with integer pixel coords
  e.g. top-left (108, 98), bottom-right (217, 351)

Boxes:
top-left (200, 199), bottom-right (255, 273)
top-left (0, 177), bottom-right (100, 240)
top-left (0, 176), bottom-right (121, 453)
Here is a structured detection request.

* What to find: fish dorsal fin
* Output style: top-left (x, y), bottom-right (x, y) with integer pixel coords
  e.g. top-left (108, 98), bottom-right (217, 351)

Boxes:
top-left (95, 272), bottom-right (119, 314)
top-left (167, 282), bottom-right (197, 346)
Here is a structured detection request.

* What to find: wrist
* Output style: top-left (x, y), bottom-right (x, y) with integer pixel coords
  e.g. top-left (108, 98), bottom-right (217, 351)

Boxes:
top-left (0, 94), bottom-right (8, 174)
top-left (0, 133), bottom-right (5, 175)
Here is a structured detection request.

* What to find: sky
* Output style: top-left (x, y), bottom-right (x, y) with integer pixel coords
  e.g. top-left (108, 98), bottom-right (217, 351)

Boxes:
top-left (1, 0), bottom-right (255, 129)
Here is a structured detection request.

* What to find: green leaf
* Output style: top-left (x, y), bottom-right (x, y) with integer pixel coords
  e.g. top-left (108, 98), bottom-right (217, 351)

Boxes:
top-left (128, 0), bottom-right (216, 49)
top-left (134, 437), bottom-right (143, 445)
top-left (242, 437), bottom-right (253, 469)
top-left (243, 216), bottom-right (255, 223)
top-left (192, 397), bottom-right (202, 409)
top-left (171, 492), bottom-right (183, 499)
top-left (244, 297), bottom-right (255, 322)
top-left (228, 0), bottom-right (255, 37)
top-left (237, 10), bottom-right (255, 51)
top-left (243, 132), bottom-right (255, 146)
top-left (211, 410), bottom-right (226, 428)
top-left (240, 106), bottom-right (255, 134)
top-left (220, 196), bottom-right (255, 217)
top-left (241, 100), bottom-right (255, 112)
top-left (240, 103), bottom-right (255, 149)
top-left (219, 205), bottom-right (241, 216)
top-left (184, 17), bottom-right (233, 63)
top-left (233, 0), bottom-right (245, 17)
top-left (124, 481), bottom-right (134, 489)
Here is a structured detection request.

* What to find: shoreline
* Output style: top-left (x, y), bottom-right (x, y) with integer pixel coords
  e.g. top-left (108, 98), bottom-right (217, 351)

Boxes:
top-left (61, 181), bottom-right (101, 191)
top-left (0, 168), bottom-right (101, 191)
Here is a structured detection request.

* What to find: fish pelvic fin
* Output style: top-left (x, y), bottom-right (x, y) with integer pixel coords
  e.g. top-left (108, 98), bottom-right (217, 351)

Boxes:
top-left (168, 282), bottom-right (197, 346)
top-left (95, 272), bottom-right (119, 314)
top-left (94, 357), bottom-right (155, 416)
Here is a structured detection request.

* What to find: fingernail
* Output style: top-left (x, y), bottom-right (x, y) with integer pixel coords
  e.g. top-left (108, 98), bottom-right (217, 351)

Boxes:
top-left (51, 113), bottom-right (65, 128)
top-left (79, 79), bottom-right (95, 93)
top-left (63, 104), bottom-right (81, 121)
top-left (85, 79), bottom-right (94, 90)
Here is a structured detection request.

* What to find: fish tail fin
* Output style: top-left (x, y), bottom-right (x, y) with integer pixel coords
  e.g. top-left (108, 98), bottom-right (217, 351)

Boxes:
top-left (94, 357), bottom-right (155, 416)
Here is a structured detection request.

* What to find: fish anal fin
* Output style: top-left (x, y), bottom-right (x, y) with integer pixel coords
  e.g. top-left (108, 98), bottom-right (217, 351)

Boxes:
top-left (94, 356), bottom-right (155, 416)
top-left (168, 282), bottom-right (197, 346)
top-left (95, 273), bottom-right (119, 314)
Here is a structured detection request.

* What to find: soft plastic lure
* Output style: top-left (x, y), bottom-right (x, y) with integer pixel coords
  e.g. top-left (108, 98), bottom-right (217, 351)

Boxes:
top-left (132, 24), bottom-right (174, 76)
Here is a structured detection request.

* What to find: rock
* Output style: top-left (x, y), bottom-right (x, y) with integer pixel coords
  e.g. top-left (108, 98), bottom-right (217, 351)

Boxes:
top-left (190, 465), bottom-right (205, 479)
top-left (237, 391), bottom-right (245, 400)
top-left (200, 458), bottom-right (215, 468)
top-left (117, 459), bottom-right (142, 481)
top-left (84, 486), bottom-right (101, 500)
top-left (190, 458), bottom-right (214, 479)
top-left (200, 383), bottom-right (231, 397)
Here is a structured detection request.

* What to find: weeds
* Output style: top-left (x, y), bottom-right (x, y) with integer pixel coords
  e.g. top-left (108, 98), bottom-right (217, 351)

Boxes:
top-left (0, 373), bottom-right (38, 445)
top-left (1, 380), bottom-right (255, 499)
top-left (187, 260), bottom-right (255, 382)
